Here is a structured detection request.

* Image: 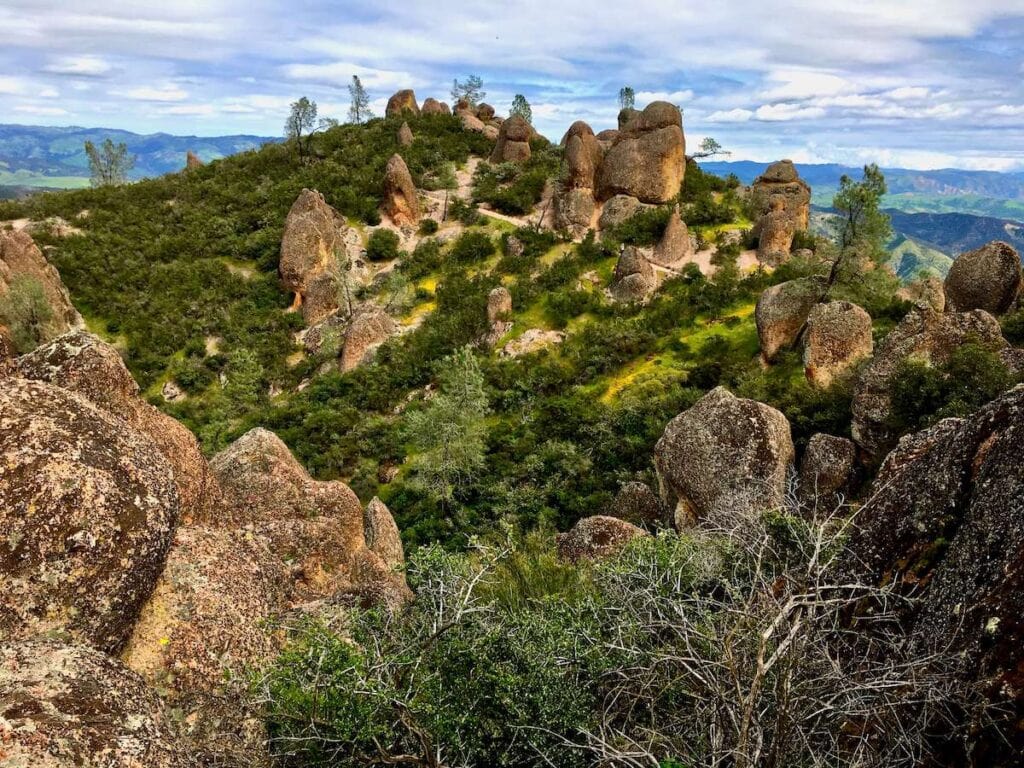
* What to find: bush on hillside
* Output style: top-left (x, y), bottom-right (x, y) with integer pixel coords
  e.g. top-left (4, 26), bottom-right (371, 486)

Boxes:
top-left (365, 228), bottom-right (401, 262)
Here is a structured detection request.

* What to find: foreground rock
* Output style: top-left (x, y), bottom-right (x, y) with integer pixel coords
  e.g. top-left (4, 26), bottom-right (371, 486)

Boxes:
top-left (596, 101), bottom-right (685, 204)
top-left (798, 433), bottom-right (857, 509)
top-left (0, 639), bottom-right (193, 768)
top-left (382, 153), bottom-right (421, 227)
top-left (610, 246), bottom-right (656, 302)
top-left (802, 300), bottom-right (873, 388)
top-left (755, 276), bottom-right (827, 363)
top-left (851, 307), bottom-right (1008, 455)
top-left (385, 89), bottom-right (419, 118)
top-left (943, 240), bottom-right (1021, 315)
top-left (0, 378), bottom-right (178, 652)
top-left (490, 115), bottom-right (532, 164)
top-left (278, 189), bottom-right (348, 325)
top-left (557, 515), bottom-right (648, 562)
top-left (654, 387), bottom-right (794, 528)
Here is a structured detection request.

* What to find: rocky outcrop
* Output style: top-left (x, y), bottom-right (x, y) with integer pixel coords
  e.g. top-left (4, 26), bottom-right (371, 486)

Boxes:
top-left (397, 121), bottom-right (414, 147)
top-left (654, 387), bottom-right (794, 528)
top-left (596, 101), bottom-right (686, 204)
top-left (750, 161), bottom-right (811, 263)
top-left (943, 240), bottom-right (1021, 315)
top-left (340, 308), bottom-right (396, 372)
top-left (455, 100), bottom-right (487, 134)
top-left (897, 274), bottom-right (945, 312)
top-left (382, 154), bottom-right (421, 227)
top-left (0, 639), bottom-right (193, 768)
top-left (554, 123), bottom-right (604, 237)
top-left (0, 229), bottom-right (82, 349)
top-left (385, 89), bottom-right (419, 118)
top-left (421, 97), bottom-right (450, 115)
top-left (610, 246), bottom-right (656, 302)
top-left (553, 188), bottom-right (596, 238)
top-left (489, 115), bottom-right (532, 164)
top-left (487, 285), bottom-right (512, 326)
top-left (598, 194), bottom-right (652, 230)
top-left (851, 307), bottom-right (1008, 455)
top-left (500, 328), bottom-right (565, 357)
top-left (757, 198), bottom-right (796, 265)
top-left (185, 150), bottom-right (203, 169)
top-left (755, 276), bottom-right (827, 363)
top-left (798, 433), bottom-right (857, 509)
top-left (17, 331), bottom-right (220, 523)
top-left (278, 189), bottom-right (348, 325)
top-left (0, 378), bottom-right (178, 652)
top-left (840, 385), bottom-right (1024, 761)
top-left (617, 107), bottom-right (640, 129)
top-left (476, 103), bottom-right (495, 121)
top-left (802, 300), bottom-right (873, 388)
top-left (610, 481), bottom-right (666, 527)
top-left (364, 496), bottom-right (404, 570)
top-left (557, 515), bottom-right (648, 562)
top-left (650, 205), bottom-right (693, 267)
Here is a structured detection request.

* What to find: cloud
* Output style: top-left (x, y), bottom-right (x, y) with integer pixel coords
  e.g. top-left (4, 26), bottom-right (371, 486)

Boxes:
top-left (705, 108), bottom-right (754, 123)
top-left (635, 89), bottom-right (694, 105)
top-left (44, 55), bottom-right (112, 76)
top-left (754, 103), bottom-right (827, 121)
top-left (281, 61), bottom-right (424, 91)
top-left (14, 104), bottom-right (69, 116)
top-left (0, 76), bottom-right (25, 94)
top-left (115, 84), bottom-right (189, 102)
top-left (992, 104), bottom-right (1024, 116)
top-left (159, 103), bottom-right (216, 116)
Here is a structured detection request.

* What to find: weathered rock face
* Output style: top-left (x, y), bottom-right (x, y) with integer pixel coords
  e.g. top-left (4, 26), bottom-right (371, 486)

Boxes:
top-left (457, 108), bottom-right (486, 133)
top-left (17, 331), bottom-right (220, 524)
top-left (382, 153), bottom-right (421, 227)
top-left (650, 205), bottom-right (693, 267)
top-left (596, 101), bottom-right (685, 204)
top-left (421, 97), bottom-right (450, 115)
top-left (798, 433), bottom-right (857, 509)
top-left (278, 189), bottom-right (347, 325)
top-left (598, 194), bottom-right (652, 230)
top-left (385, 89), bottom-right (419, 118)
top-left (561, 121), bottom-right (604, 189)
top-left (943, 240), bottom-right (1021, 315)
top-left (851, 307), bottom-right (1007, 455)
top-left (489, 115), bottom-right (532, 164)
top-left (841, 385), bottom-right (1024, 761)
top-left (0, 640), bottom-right (193, 768)
top-left (557, 515), bottom-right (648, 562)
top-left (0, 325), bottom-right (14, 375)
top-left (897, 274), bottom-right (945, 312)
top-left (397, 121), bottom-right (414, 147)
top-left (487, 285), bottom-right (513, 326)
top-left (750, 160), bottom-right (811, 260)
top-left (363, 496), bottom-right (404, 570)
top-left (654, 387), bottom-right (794, 528)
top-left (185, 150), bottom-right (203, 169)
top-left (554, 187), bottom-right (597, 238)
top-left (500, 328), bottom-right (565, 357)
top-left (0, 229), bottom-right (82, 349)
top-left (757, 197), bottom-right (796, 265)
top-left (611, 246), bottom-right (656, 302)
top-left (610, 481), bottom-right (666, 527)
top-left (802, 300), bottom-right (873, 388)
top-left (617, 107), bottom-right (640, 129)
top-left (340, 308), bottom-right (396, 372)
top-left (476, 103), bottom-right (495, 121)
top-left (755, 276), bottom-right (827, 363)
top-left (0, 378), bottom-right (178, 653)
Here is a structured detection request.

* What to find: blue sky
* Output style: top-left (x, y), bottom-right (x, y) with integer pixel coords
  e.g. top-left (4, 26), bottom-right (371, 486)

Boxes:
top-left (3, 0), bottom-right (1024, 170)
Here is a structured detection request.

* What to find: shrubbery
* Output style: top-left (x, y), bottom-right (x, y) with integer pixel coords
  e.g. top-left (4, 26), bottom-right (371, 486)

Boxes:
top-left (365, 228), bottom-right (401, 262)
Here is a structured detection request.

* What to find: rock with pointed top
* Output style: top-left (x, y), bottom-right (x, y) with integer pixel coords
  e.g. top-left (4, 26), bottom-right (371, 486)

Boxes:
top-left (279, 188), bottom-right (348, 325)
top-left (490, 115), bottom-right (532, 163)
top-left (561, 121), bottom-right (604, 189)
top-left (611, 246), bottom-right (656, 302)
top-left (597, 101), bottom-right (686, 204)
top-left (382, 154), bottom-right (421, 226)
top-left (803, 300), bottom-right (873, 388)
top-left (944, 240), bottom-right (1021, 315)
top-left (397, 121), bottom-right (414, 147)
top-left (385, 89), bottom-right (419, 118)
top-left (650, 205), bottom-right (693, 267)
top-left (185, 150), bottom-right (203, 169)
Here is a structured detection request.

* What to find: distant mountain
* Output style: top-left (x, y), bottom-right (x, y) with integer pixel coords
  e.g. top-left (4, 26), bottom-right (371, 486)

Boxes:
top-left (0, 124), bottom-right (277, 186)
top-left (884, 209), bottom-right (1024, 256)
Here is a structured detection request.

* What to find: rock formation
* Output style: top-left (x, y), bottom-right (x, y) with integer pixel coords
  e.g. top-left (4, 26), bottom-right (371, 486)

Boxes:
top-left (617, 107), bottom-right (640, 129)
top-left (476, 103), bottom-right (495, 121)
top-left (802, 300), bottom-right (873, 388)
top-left (397, 120), bottom-right (414, 147)
top-left (364, 496), bottom-right (405, 569)
top-left (278, 188), bottom-right (348, 325)
top-left (650, 205), bottom-right (693, 267)
top-left (596, 101), bottom-right (686, 204)
top-left (750, 161), bottom-right (811, 264)
top-left (757, 197), bottom-right (796, 265)
top-left (943, 240), bottom-right (1021, 315)
top-left (851, 307), bottom-right (1008, 455)
top-left (610, 481), bottom-right (666, 527)
top-left (598, 194), bottom-right (653, 230)
top-left (382, 153), bottom-right (421, 226)
top-left (554, 188), bottom-right (597, 239)
top-left (185, 150), bottom-right (203, 169)
top-left (455, 100), bottom-right (487, 133)
top-left (0, 325), bottom-right (14, 375)
top-left (385, 89), bottom-right (419, 118)
top-left (897, 274), bottom-right (945, 311)
top-left (0, 378), bottom-right (178, 653)
top-left (755, 276), bottom-right (827, 363)
top-left (500, 328), bottom-right (565, 357)
top-left (487, 285), bottom-right (512, 326)
top-left (797, 433), bottom-right (857, 509)
top-left (557, 515), bottom-right (648, 562)
top-left (421, 97), bottom-right (450, 115)
top-left (489, 115), bottom-right (532, 163)
top-left (553, 121), bottom-right (605, 237)
top-left (340, 307), bottom-right (397, 371)
top-left (654, 387), bottom-right (794, 528)
top-left (610, 245), bottom-right (656, 302)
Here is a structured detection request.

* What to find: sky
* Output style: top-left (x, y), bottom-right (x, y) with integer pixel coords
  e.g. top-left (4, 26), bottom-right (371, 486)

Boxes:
top-left (3, 1), bottom-right (1024, 171)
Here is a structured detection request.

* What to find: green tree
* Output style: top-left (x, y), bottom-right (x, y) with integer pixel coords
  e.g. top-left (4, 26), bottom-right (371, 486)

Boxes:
top-left (826, 164), bottom-right (892, 290)
top-left (405, 346), bottom-right (489, 504)
top-left (223, 347), bottom-right (264, 415)
top-left (510, 94), bottom-right (532, 124)
top-left (84, 138), bottom-right (135, 187)
top-left (285, 97), bottom-right (318, 158)
top-left (0, 276), bottom-right (57, 353)
top-left (347, 75), bottom-right (373, 124)
top-left (618, 86), bottom-right (636, 110)
top-left (690, 137), bottom-right (730, 160)
top-left (451, 75), bottom-right (486, 106)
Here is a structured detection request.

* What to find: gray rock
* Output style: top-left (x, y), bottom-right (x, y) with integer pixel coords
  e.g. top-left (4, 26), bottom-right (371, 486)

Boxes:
top-left (944, 240), bottom-right (1021, 315)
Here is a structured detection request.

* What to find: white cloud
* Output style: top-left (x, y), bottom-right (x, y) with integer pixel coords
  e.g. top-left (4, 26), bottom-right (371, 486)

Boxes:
top-left (14, 104), bottom-right (69, 116)
top-left (0, 76), bottom-right (26, 94)
top-left (159, 103), bottom-right (216, 116)
top-left (44, 55), bottom-right (112, 76)
top-left (39, 86), bottom-right (59, 98)
top-left (754, 103), bottom-right (827, 121)
top-left (883, 86), bottom-right (932, 101)
top-left (705, 108), bottom-right (754, 123)
top-left (635, 89), bottom-right (694, 105)
top-left (281, 61), bottom-right (423, 91)
top-left (992, 104), bottom-right (1024, 116)
top-left (115, 84), bottom-right (189, 102)
top-left (759, 68), bottom-right (856, 100)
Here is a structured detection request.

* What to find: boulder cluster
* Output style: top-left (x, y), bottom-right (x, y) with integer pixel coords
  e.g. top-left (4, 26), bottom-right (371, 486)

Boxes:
top-left (750, 160), bottom-right (811, 265)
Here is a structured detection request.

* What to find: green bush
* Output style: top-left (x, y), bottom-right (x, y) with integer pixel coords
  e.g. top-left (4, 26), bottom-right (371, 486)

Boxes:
top-left (418, 217), bottom-right (439, 235)
top-left (365, 228), bottom-right (401, 262)
top-left (448, 230), bottom-right (495, 265)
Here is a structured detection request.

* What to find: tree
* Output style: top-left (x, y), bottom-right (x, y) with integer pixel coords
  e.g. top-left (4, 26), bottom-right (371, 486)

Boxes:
top-left (509, 94), bottom-right (532, 124)
top-left (347, 75), bottom-right (372, 124)
top-left (826, 164), bottom-right (892, 289)
top-left (689, 137), bottom-right (730, 160)
top-left (618, 86), bottom-right (635, 110)
top-left (405, 346), bottom-right (489, 504)
top-left (84, 138), bottom-right (135, 187)
top-left (451, 75), bottom-right (486, 106)
top-left (0, 276), bottom-right (56, 353)
top-left (223, 347), bottom-right (264, 415)
top-left (284, 97), bottom-right (318, 158)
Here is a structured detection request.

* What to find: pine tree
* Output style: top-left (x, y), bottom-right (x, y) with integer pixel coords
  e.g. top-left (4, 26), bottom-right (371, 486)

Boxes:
top-left (509, 94), bottom-right (532, 124)
top-left (451, 75), bottom-right (486, 106)
top-left (347, 76), bottom-right (372, 124)
top-left (618, 86), bottom-right (636, 110)
top-left (84, 138), bottom-right (135, 187)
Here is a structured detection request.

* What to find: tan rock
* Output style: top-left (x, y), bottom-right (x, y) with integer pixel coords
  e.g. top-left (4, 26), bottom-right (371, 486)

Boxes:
top-left (757, 197), bottom-right (796, 265)
top-left (755, 276), bottom-right (827, 363)
top-left (364, 496), bottom-right (404, 569)
top-left (385, 89), bottom-right (419, 118)
top-left (487, 285), bottom-right (513, 325)
top-left (554, 187), bottom-right (596, 239)
top-left (598, 194), bottom-right (653, 230)
top-left (382, 154), bottom-right (421, 226)
top-left (611, 246), bottom-right (656, 302)
top-left (596, 101), bottom-right (686, 204)
top-left (500, 328), bottom-right (565, 357)
top-left (944, 240), bottom-right (1021, 315)
top-left (609, 481), bottom-right (666, 527)
top-left (278, 189), bottom-right (348, 325)
top-left (397, 120), bottom-right (414, 147)
top-left (489, 115), bottom-right (532, 163)
top-left (557, 515), bottom-right (648, 562)
top-left (897, 274), bottom-right (945, 311)
top-left (803, 300), bottom-right (873, 388)
top-left (340, 308), bottom-right (396, 371)
top-left (476, 103), bottom-right (495, 121)
top-left (650, 205), bottom-right (693, 267)
top-left (750, 161), bottom-right (811, 253)
top-left (185, 150), bottom-right (203, 169)
top-left (421, 97), bottom-right (450, 115)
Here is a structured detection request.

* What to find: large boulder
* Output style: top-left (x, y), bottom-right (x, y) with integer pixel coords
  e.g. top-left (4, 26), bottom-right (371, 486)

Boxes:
top-left (382, 154), bottom-right (421, 227)
top-left (617, 107), bottom-right (640, 129)
top-left (363, 496), bottom-right (404, 570)
top-left (750, 160), bottom-right (811, 258)
top-left (278, 189), bottom-right (348, 325)
top-left (596, 101), bottom-right (686, 204)
top-left (0, 378), bottom-right (178, 653)
top-left (489, 115), bottom-right (532, 164)
top-left (553, 187), bottom-right (597, 239)
top-left (487, 285), bottom-right (512, 326)
top-left (802, 300), bottom-right (873, 388)
top-left (557, 515), bottom-right (648, 562)
top-left (598, 194), bottom-right (653, 230)
top-left (385, 89), bottom-right (419, 118)
top-left (851, 307), bottom-right (1008, 455)
top-left (650, 205), bottom-right (693, 267)
top-left (475, 103), bottom-right (495, 121)
top-left (943, 240), bottom-right (1021, 315)
top-left (561, 121), bottom-right (604, 189)
top-left (797, 433), bottom-right (857, 509)
top-left (654, 387), bottom-right (794, 528)
top-left (421, 97), bottom-right (450, 115)
top-left (757, 197), bottom-right (796, 265)
top-left (397, 121), bottom-right (414, 147)
top-left (609, 481), bottom-right (666, 527)
top-left (755, 276), bottom-right (827, 363)
top-left (16, 331), bottom-right (220, 523)
top-left (340, 308), bottom-right (396, 372)
top-left (0, 229), bottom-right (82, 350)
top-left (0, 639), bottom-right (193, 768)
top-left (610, 246), bottom-right (656, 302)
top-left (840, 385), bottom-right (1024, 761)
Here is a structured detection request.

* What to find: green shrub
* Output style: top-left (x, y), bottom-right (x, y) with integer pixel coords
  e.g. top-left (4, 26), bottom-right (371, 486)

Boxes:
top-left (0, 275), bottom-right (57, 353)
top-left (448, 230), bottom-right (495, 265)
top-left (418, 217), bottom-right (439, 235)
top-left (365, 228), bottom-right (401, 261)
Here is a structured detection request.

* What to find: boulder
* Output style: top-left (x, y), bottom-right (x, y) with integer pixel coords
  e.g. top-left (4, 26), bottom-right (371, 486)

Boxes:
top-left (421, 97), bottom-right (450, 115)
top-left (598, 194), bottom-right (652, 230)
top-left (797, 433), bottom-right (857, 509)
top-left (0, 325), bottom-right (14, 375)
top-left (185, 150), bottom-right (202, 169)
top-left (557, 515), bottom-right (648, 562)
top-left (750, 160), bottom-right (811, 251)
top-left (757, 197), bottom-right (796, 265)
top-left (897, 274), bottom-right (945, 312)
top-left (609, 481), bottom-right (666, 527)
top-left (363, 496), bottom-right (404, 569)
top-left (0, 639), bottom-right (193, 768)
top-left (0, 229), bottom-right (81, 350)
top-left (617, 107), bottom-right (640, 129)
top-left (650, 205), bottom-right (693, 267)
top-left (802, 300), bottom-right (873, 388)
top-left (554, 187), bottom-right (597, 238)
top-left (301, 313), bottom-right (348, 356)
top-left (161, 380), bottom-right (185, 402)
top-left (458, 109), bottom-right (486, 133)
top-left (851, 307), bottom-right (1008, 455)
top-left (340, 308), bottom-right (396, 372)
top-left (397, 121), bottom-right (414, 147)
top-left (841, 385), bottom-right (1024, 761)
top-left (17, 331), bottom-right (220, 524)
top-left (382, 154), bottom-right (421, 226)
top-left (561, 121), bottom-right (604, 189)
top-left (482, 124), bottom-right (499, 141)
top-left (654, 387), bottom-right (794, 528)
top-left (595, 128), bottom-right (619, 146)
top-left (597, 101), bottom-right (686, 204)
top-left (943, 240), bottom-right (1021, 315)
top-left (489, 115), bottom-right (532, 164)
top-left (278, 188), bottom-right (348, 325)
top-left (0, 378), bottom-right (178, 652)
top-left (385, 89), bottom-right (419, 118)
top-left (755, 276), bottom-right (827, 363)
top-left (475, 103), bottom-right (495, 121)
top-left (611, 246), bottom-right (656, 302)
top-left (487, 286), bottom-right (512, 326)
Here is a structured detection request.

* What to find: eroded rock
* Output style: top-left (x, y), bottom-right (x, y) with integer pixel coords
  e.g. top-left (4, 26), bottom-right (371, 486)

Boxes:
top-left (557, 515), bottom-right (648, 562)
top-left (385, 89), bottom-right (419, 118)
top-left (802, 300), bottom-right (873, 388)
top-left (340, 308), bottom-right (396, 372)
top-left (278, 189), bottom-right (348, 325)
top-left (489, 115), bottom-right (532, 164)
top-left (798, 433), bottom-right (857, 509)
top-left (382, 154), bottom-right (421, 227)
top-left (596, 101), bottom-right (686, 204)
top-left (944, 240), bottom-right (1021, 315)
top-left (755, 276), bottom-right (827, 363)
